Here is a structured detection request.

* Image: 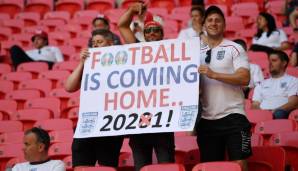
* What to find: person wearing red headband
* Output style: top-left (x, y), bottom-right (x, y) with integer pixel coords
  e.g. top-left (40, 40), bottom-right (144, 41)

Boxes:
top-left (118, 2), bottom-right (175, 171)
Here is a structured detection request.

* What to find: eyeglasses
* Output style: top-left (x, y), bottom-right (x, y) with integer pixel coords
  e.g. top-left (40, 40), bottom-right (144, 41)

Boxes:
top-left (205, 49), bottom-right (212, 64)
top-left (144, 27), bottom-right (162, 34)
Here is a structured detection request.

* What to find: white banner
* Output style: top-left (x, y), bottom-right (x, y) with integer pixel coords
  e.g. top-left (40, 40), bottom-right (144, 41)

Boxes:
top-left (74, 38), bottom-right (200, 138)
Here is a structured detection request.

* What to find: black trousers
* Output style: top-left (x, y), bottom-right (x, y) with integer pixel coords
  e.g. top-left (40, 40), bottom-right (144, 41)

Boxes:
top-left (10, 45), bottom-right (54, 69)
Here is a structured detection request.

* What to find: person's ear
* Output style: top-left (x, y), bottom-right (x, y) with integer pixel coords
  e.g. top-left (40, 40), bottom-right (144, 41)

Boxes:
top-left (38, 143), bottom-right (45, 152)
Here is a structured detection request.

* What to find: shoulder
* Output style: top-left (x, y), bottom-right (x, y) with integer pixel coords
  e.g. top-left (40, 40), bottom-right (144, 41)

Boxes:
top-left (49, 160), bottom-right (65, 165)
top-left (13, 162), bottom-right (30, 169)
top-left (219, 39), bottom-right (244, 55)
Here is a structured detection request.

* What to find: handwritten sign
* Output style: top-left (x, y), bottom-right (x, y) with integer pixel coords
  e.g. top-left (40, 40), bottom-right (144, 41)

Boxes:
top-left (74, 38), bottom-right (200, 138)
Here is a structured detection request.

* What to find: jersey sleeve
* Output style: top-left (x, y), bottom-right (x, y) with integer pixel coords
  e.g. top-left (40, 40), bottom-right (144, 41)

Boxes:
top-left (252, 84), bottom-right (262, 103)
top-left (232, 44), bottom-right (250, 70)
top-left (287, 77), bottom-right (298, 97)
top-left (53, 47), bottom-right (64, 62)
top-left (53, 160), bottom-right (66, 171)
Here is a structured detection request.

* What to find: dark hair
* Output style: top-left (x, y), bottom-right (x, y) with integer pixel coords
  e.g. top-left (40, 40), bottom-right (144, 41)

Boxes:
top-left (191, 6), bottom-right (205, 18)
top-left (25, 127), bottom-right (50, 151)
top-left (233, 39), bottom-right (247, 51)
top-left (203, 5), bottom-right (225, 24)
top-left (255, 12), bottom-right (277, 39)
top-left (92, 17), bottom-right (109, 28)
top-left (91, 29), bottom-right (114, 41)
top-left (269, 50), bottom-right (289, 68)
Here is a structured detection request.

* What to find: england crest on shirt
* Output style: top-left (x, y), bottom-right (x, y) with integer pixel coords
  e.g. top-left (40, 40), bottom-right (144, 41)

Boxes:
top-left (280, 82), bottom-right (287, 88)
top-left (216, 50), bottom-right (225, 60)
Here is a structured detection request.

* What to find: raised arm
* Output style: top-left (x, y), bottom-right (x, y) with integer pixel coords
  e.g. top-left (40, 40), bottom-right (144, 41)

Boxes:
top-left (118, 2), bottom-right (146, 44)
top-left (65, 48), bottom-right (89, 92)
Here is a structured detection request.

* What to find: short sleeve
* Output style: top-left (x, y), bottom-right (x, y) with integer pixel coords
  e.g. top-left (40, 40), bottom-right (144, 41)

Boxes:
top-left (287, 77), bottom-right (298, 97)
top-left (252, 84), bottom-right (262, 103)
top-left (53, 160), bottom-right (66, 171)
top-left (232, 44), bottom-right (250, 70)
top-left (53, 47), bottom-right (64, 62)
top-left (252, 64), bottom-right (264, 87)
top-left (279, 29), bottom-right (288, 43)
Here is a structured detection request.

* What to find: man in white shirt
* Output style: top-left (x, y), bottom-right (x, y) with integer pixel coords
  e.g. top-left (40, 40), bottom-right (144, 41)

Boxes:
top-left (10, 29), bottom-right (63, 69)
top-left (178, 6), bottom-right (205, 39)
top-left (252, 50), bottom-right (298, 119)
top-left (197, 6), bottom-right (251, 171)
top-left (12, 127), bottom-right (65, 171)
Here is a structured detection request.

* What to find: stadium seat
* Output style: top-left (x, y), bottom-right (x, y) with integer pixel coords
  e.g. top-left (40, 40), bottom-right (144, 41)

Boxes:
top-left (55, 25), bottom-right (82, 39)
top-left (0, 80), bottom-right (14, 99)
top-left (184, 149), bottom-right (200, 171)
top-left (49, 130), bottom-right (73, 144)
top-left (2, 19), bottom-right (24, 34)
top-left (67, 38), bottom-right (89, 53)
top-left (14, 12), bottom-right (40, 27)
top-left (170, 7), bottom-right (191, 27)
top-left (34, 119), bottom-right (73, 131)
top-left (0, 100), bottom-right (17, 120)
top-left (75, 166), bottom-right (117, 171)
top-left (251, 133), bottom-right (264, 146)
top-left (38, 70), bottom-right (71, 89)
top-left (104, 8), bottom-right (126, 28)
top-left (25, 0), bottom-right (53, 17)
top-left (192, 162), bottom-right (241, 171)
top-left (178, 0), bottom-right (191, 6)
top-left (231, 2), bottom-right (259, 27)
top-left (73, 10), bottom-right (99, 20)
top-left (0, 120), bottom-right (23, 133)
top-left (55, 0), bottom-right (84, 17)
top-left (17, 62), bottom-right (49, 78)
top-left (121, 0), bottom-right (141, 9)
top-left (148, 8), bottom-right (169, 19)
top-left (286, 67), bottom-right (298, 78)
top-left (224, 16), bottom-right (244, 38)
top-left (48, 32), bottom-right (71, 46)
top-left (23, 25), bottom-right (49, 35)
top-left (175, 136), bottom-right (198, 152)
top-left (49, 88), bottom-right (80, 111)
top-left (25, 97), bottom-right (61, 118)
top-left (5, 89), bottom-right (41, 109)
top-left (0, 131), bottom-right (24, 145)
top-left (150, 0), bottom-right (176, 13)
top-left (0, 143), bottom-right (23, 171)
top-left (248, 146), bottom-right (286, 171)
top-left (206, 0), bottom-right (233, 15)
top-left (0, 0), bottom-right (23, 18)
top-left (19, 79), bottom-right (52, 97)
top-left (62, 96), bottom-right (80, 117)
top-left (255, 119), bottom-right (297, 145)
top-left (39, 19), bottom-right (66, 32)
top-left (11, 108), bottom-right (51, 130)
top-left (0, 27), bottom-right (13, 41)
top-left (236, 28), bottom-right (255, 46)
top-left (245, 109), bottom-right (273, 129)
top-left (0, 64), bottom-right (12, 77)
top-left (270, 132), bottom-right (298, 171)
top-left (57, 46), bottom-right (77, 61)
top-left (66, 107), bottom-right (79, 127)
top-left (289, 109), bottom-right (298, 124)
top-left (0, 13), bottom-right (10, 20)
top-left (141, 163), bottom-right (185, 171)
top-left (44, 11), bottom-right (71, 23)
top-left (53, 61), bottom-right (79, 72)
top-left (86, 0), bottom-right (114, 13)
top-left (266, 0), bottom-right (285, 22)
top-left (1, 72), bottom-right (33, 89)
top-left (11, 33), bottom-right (32, 50)
top-left (48, 142), bottom-right (72, 160)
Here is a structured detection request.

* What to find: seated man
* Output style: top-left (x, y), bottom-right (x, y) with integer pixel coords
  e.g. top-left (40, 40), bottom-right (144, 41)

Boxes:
top-left (10, 29), bottom-right (64, 69)
top-left (12, 127), bottom-right (65, 171)
top-left (252, 50), bottom-right (298, 119)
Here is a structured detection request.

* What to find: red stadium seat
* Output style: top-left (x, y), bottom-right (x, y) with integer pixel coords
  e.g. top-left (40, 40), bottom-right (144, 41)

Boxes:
top-left (289, 109), bottom-right (298, 124)
top-left (175, 136), bottom-right (198, 152)
top-left (86, 0), bottom-right (114, 13)
top-left (62, 155), bottom-right (72, 170)
top-left (2, 19), bottom-right (24, 34)
top-left (150, 0), bottom-right (176, 13)
top-left (248, 146), bottom-right (286, 171)
top-left (141, 163), bottom-right (185, 171)
top-left (0, 131), bottom-right (24, 145)
top-left (56, 45), bottom-right (76, 61)
top-left (11, 108), bottom-right (51, 130)
top-left (5, 89), bottom-right (41, 109)
top-left (25, 97), bottom-right (61, 118)
top-left (55, 0), bottom-right (84, 17)
top-left (0, 100), bottom-right (17, 120)
top-left (255, 119), bottom-right (297, 145)
top-left (178, 0), bottom-right (191, 7)
top-left (286, 67), bottom-right (298, 78)
top-left (53, 61), bottom-right (79, 72)
top-left (66, 107), bottom-right (79, 127)
top-left (25, 0), bottom-right (53, 17)
top-left (245, 109), bottom-right (273, 129)
top-left (75, 166), bottom-right (117, 171)
top-left (0, 0), bottom-right (23, 18)
top-left (0, 80), bottom-right (14, 99)
top-left (44, 11), bottom-right (71, 23)
top-left (49, 130), bottom-right (73, 144)
top-left (12, 33), bottom-right (33, 50)
top-left (39, 19), bottom-right (66, 32)
top-left (0, 64), bottom-right (12, 77)
top-left (104, 8), bottom-right (126, 28)
top-left (0, 13), bottom-right (10, 20)
top-left (206, 0), bottom-right (233, 15)
top-left (17, 62), bottom-right (49, 78)
top-left (49, 88), bottom-right (80, 111)
top-left (0, 143), bottom-right (23, 171)
top-left (266, 0), bottom-right (285, 22)
top-left (251, 133), bottom-right (264, 146)
top-left (38, 70), bottom-right (71, 89)
top-left (192, 162), bottom-right (241, 171)
top-left (1, 72), bottom-right (33, 89)
top-left (19, 79), bottom-right (52, 97)
top-left (0, 120), bottom-right (23, 133)
top-left (48, 32), bottom-right (71, 46)
top-left (231, 2), bottom-right (259, 27)
top-left (61, 96), bottom-right (80, 118)
top-left (67, 38), bottom-right (89, 53)
top-left (14, 12), bottom-right (40, 27)
top-left (121, 0), bottom-right (140, 9)
top-left (270, 132), bottom-right (298, 171)
top-left (0, 27), bottom-right (13, 41)
top-left (34, 119), bottom-right (73, 131)
top-left (148, 8), bottom-right (169, 19)
top-left (48, 142), bottom-right (72, 160)
top-left (56, 25), bottom-right (82, 39)
top-left (74, 10), bottom-right (99, 20)
top-left (224, 16), bottom-right (244, 38)
top-left (184, 149), bottom-right (200, 171)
